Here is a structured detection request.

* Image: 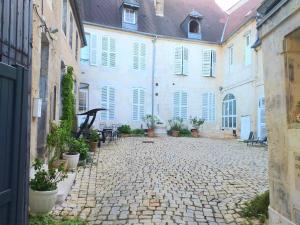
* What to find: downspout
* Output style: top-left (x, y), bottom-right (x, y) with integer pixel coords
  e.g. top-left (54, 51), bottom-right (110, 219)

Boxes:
top-left (151, 36), bottom-right (158, 118)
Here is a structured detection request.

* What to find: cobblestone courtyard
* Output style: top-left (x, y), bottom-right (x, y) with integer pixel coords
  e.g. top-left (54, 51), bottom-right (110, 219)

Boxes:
top-left (54, 137), bottom-right (268, 225)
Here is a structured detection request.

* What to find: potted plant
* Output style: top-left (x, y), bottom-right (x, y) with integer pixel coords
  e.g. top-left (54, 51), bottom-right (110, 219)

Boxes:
top-left (47, 123), bottom-right (69, 171)
top-left (29, 159), bottom-right (67, 214)
top-left (190, 117), bottom-right (205, 138)
top-left (143, 115), bottom-right (159, 138)
top-left (118, 125), bottom-right (131, 137)
top-left (78, 139), bottom-right (89, 166)
top-left (88, 129), bottom-right (99, 152)
top-left (168, 118), bottom-right (183, 137)
top-left (62, 138), bottom-right (82, 171)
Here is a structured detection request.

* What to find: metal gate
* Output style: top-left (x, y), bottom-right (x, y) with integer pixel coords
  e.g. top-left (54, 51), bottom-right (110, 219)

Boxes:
top-left (0, 63), bottom-right (29, 225)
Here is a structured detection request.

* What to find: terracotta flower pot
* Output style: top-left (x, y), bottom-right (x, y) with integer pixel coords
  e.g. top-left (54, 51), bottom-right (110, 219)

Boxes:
top-left (191, 129), bottom-right (199, 138)
top-left (171, 130), bottom-right (180, 137)
top-left (89, 141), bottom-right (98, 152)
top-left (147, 128), bottom-right (155, 138)
top-left (49, 160), bottom-right (68, 171)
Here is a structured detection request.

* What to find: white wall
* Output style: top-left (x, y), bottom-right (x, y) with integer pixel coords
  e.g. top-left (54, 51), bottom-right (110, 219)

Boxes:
top-left (79, 22), bottom-right (264, 138)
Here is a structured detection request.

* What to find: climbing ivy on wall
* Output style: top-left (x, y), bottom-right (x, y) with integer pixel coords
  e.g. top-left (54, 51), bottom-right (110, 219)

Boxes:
top-left (61, 66), bottom-right (76, 133)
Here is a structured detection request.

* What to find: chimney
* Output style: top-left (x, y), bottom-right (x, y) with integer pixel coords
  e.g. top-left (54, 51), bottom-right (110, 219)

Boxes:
top-left (154, 0), bottom-right (164, 17)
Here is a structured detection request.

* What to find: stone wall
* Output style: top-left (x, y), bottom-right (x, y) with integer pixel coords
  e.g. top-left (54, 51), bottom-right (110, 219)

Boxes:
top-left (258, 0), bottom-right (300, 224)
top-left (31, 0), bottom-right (82, 161)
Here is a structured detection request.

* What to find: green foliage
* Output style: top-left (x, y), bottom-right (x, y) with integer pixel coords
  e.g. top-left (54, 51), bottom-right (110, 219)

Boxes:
top-left (179, 128), bottom-right (192, 137)
top-left (68, 138), bottom-right (89, 160)
top-left (61, 66), bottom-right (76, 134)
top-left (118, 125), bottom-right (131, 134)
top-left (47, 123), bottom-right (69, 164)
top-left (190, 117), bottom-right (205, 130)
top-left (89, 129), bottom-right (99, 142)
top-left (143, 115), bottom-right (160, 129)
top-left (131, 129), bottom-right (145, 136)
top-left (168, 118), bottom-right (184, 132)
top-left (29, 215), bottom-right (86, 225)
top-left (30, 159), bottom-right (67, 191)
top-left (240, 191), bottom-right (270, 223)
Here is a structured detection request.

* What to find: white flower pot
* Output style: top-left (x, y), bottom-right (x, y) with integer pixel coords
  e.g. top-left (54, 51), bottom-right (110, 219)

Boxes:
top-left (63, 153), bottom-right (80, 171)
top-left (29, 188), bottom-right (58, 214)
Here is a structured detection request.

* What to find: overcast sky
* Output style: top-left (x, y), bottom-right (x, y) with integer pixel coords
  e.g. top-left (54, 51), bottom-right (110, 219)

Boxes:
top-left (215, 0), bottom-right (240, 10)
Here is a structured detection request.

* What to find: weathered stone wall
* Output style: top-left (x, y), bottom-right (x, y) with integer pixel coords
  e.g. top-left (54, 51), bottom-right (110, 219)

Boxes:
top-left (258, 0), bottom-right (300, 224)
top-left (31, 0), bottom-right (82, 161)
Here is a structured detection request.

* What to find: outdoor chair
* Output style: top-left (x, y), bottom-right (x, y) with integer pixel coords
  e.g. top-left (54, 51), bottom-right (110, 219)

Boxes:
top-left (254, 136), bottom-right (268, 146)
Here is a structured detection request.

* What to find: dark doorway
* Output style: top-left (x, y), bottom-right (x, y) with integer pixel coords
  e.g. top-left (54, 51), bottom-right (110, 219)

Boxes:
top-left (0, 64), bottom-right (29, 225)
top-left (37, 34), bottom-right (50, 158)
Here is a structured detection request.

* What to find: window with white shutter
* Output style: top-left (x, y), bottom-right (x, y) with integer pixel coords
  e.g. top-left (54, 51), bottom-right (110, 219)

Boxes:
top-left (222, 94), bottom-right (236, 129)
top-left (174, 47), bottom-right (188, 75)
top-left (173, 91), bottom-right (188, 120)
top-left (133, 43), bottom-right (146, 71)
top-left (202, 49), bottom-right (216, 77)
top-left (132, 88), bottom-right (145, 121)
top-left (245, 33), bottom-right (252, 66)
top-left (90, 34), bottom-right (98, 66)
top-left (80, 33), bottom-right (90, 62)
top-left (202, 92), bottom-right (215, 122)
top-left (79, 83), bottom-right (89, 112)
top-left (102, 37), bottom-right (116, 68)
top-left (101, 86), bottom-right (116, 120)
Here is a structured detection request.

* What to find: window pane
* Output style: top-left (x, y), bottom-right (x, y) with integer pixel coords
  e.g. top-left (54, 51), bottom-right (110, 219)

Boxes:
top-left (233, 117), bottom-right (237, 128)
top-left (229, 101), bottom-right (233, 115)
top-left (225, 117), bottom-right (228, 127)
top-left (229, 117), bottom-right (232, 128)
top-left (233, 100), bottom-right (236, 115)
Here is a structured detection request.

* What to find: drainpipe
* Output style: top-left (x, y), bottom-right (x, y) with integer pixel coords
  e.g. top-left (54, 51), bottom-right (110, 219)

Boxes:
top-left (151, 36), bottom-right (158, 119)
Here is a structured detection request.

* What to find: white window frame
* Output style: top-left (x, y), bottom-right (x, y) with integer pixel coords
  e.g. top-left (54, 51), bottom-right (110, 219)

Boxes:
top-left (245, 33), bottom-right (252, 66)
top-left (222, 94), bottom-right (237, 129)
top-left (101, 86), bottom-right (116, 121)
top-left (202, 49), bottom-right (216, 77)
top-left (132, 88), bottom-right (145, 121)
top-left (123, 8), bottom-right (136, 24)
top-left (61, 0), bottom-right (67, 36)
top-left (202, 92), bottom-right (216, 122)
top-left (133, 42), bottom-right (146, 71)
top-left (78, 83), bottom-right (89, 112)
top-left (175, 46), bottom-right (189, 76)
top-left (173, 91), bottom-right (188, 120)
top-left (102, 37), bottom-right (116, 68)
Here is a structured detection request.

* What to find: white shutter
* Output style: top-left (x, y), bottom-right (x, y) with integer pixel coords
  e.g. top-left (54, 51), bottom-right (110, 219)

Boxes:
top-left (90, 34), bottom-right (97, 66)
top-left (109, 87), bottom-right (115, 120)
top-left (109, 38), bottom-right (116, 68)
top-left (133, 42), bottom-right (139, 70)
top-left (139, 89), bottom-right (145, 120)
top-left (132, 89), bottom-right (139, 121)
top-left (183, 47), bottom-right (189, 75)
top-left (202, 49), bottom-right (211, 76)
top-left (102, 37), bottom-right (109, 67)
top-left (202, 93), bottom-right (208, 120)
top-left (173, 92), bottom-right (180, 119)
top-left (175, 47), bottom-right (183, 74)
top-left (209, 92), bottom-right (215, 121)
top-left (140, 43), bottom-right (146, 71)
top-left (181, 92), bottom-right (188, 120)
top-left (211, 50), bottom-right (216, 77)
top-left (101, 86), bottom-right (108, 120)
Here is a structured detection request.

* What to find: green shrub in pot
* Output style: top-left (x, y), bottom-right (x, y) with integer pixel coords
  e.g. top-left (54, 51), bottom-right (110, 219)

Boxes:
top-left (88, 129), bottom-right (99, 152)
top-left (29, 159), bottom-right (67, 214)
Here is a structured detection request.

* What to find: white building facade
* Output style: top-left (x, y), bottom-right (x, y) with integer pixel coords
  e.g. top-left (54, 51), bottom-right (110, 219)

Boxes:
top-left (78, 0), bottom-right (266, 139)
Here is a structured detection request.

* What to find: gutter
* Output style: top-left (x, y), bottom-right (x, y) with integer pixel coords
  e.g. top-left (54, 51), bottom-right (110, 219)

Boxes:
top-left (70, 0), bottom-right (87, 46)
top-left (151, 36), bottom-right (158, 118)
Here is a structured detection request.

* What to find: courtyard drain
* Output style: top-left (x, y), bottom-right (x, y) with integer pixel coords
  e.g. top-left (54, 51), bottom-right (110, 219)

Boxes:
top-left (142, 141), bottom-right (154, 144)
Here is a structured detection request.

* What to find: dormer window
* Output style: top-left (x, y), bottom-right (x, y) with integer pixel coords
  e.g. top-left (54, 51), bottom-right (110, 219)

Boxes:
top-left (124, 8), bottom-right (136, 24)
top-left (181, 10), bottom-right (203, 40)
top-left (121, 0), bottom-right (139, 31)
top-left (189, 20), bottom-right (200, 34)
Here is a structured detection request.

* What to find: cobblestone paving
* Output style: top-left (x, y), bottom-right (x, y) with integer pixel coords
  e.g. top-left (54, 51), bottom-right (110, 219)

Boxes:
top-left (53, 137), bottom-right (268, 225)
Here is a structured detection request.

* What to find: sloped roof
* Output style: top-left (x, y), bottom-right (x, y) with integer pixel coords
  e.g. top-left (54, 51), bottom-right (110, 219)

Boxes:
top-left (222, 0), bottom-right (264, 41)
top-left (80, 0), bottom-right (263, 43)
